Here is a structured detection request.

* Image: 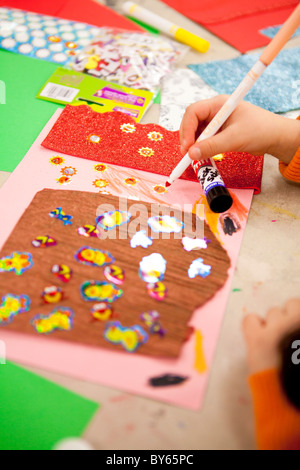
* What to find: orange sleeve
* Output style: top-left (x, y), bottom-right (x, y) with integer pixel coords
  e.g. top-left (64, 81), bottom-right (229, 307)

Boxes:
top-left (249, 369), bottom-right (300, 450)
top-left (278, 116), bottom-right (300, 183)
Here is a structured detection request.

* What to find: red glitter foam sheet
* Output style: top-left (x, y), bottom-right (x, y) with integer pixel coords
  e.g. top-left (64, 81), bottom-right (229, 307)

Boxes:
top-left (41, 105), bottom-right (264, 194)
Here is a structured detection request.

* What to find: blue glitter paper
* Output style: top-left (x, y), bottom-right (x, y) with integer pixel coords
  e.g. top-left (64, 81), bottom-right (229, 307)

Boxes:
top-left (188, 47), bottom-right (300, 113)
top-left (260, 25), bottom-right (300, 39)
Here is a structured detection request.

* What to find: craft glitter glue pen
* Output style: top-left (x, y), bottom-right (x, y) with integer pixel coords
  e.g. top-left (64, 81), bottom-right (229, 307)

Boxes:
top-left (122, 1), bottom-right (210, 53)
top-left (165, 2), bottom-right (300, 213)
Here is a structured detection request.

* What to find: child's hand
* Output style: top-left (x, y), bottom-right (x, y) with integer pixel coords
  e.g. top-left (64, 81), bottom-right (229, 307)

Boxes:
top-left (243, 299), bottom-right (300, 375)
top-left (179, 96), bottom-right (300, 164)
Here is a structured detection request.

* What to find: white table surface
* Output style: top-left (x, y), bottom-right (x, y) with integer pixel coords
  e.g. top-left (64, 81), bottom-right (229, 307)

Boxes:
top-left (0, 0), bottom-right (300, 450)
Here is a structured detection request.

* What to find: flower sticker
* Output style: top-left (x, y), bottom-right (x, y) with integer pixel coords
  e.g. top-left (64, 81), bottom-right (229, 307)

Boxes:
top-left (147, 131), bottom-right (163, 142)
top-left (87, 134), bottom-right (101, 143)
top-left (138, 147), bottom-right (154, 158)
top-left (94, 163), bottom-right (108, 172)
top-left (0, 252), bottom-right (33, 276)
top-left (120, 123), bottom-right (136, 133)
top-left (31, 307), bottom-right (74, 334)
top-left (92, 179), bottom-right (109, 189)
top-left (80, 281), bottom-right (123, 303)
top-left (75, 247), bottom-right (114, 268)
top-left (61, 166), bottom-right (77, 176)
top-left (0, 294), bottom-right (30, 326)
top-left (124, 177), bottom-right (138, 186)
top-left (50, 156), bottom-right (65, 165)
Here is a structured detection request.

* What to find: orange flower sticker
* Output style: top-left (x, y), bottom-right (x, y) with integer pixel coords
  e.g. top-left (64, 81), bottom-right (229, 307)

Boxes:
top-left (138, 147), bottom-right (154, 158)
top-left (147, 131), bottom-right (163, 142)
top-left (120, 123), bottom-right (136, 133)
top-left (92, 179), bottom-right (109, 189)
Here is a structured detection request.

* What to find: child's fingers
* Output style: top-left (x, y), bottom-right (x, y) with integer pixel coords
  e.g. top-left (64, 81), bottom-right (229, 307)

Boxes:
top-left (188, 127), bottom-right (234, 161)
top-left (242, 314), bottom-right (264, 343)
top-left (179, 95), bottom-right (228, 154)
top-left (266, 307), bottom-right (284, 323)
top-left (283, 298), bottom-right (300, 317)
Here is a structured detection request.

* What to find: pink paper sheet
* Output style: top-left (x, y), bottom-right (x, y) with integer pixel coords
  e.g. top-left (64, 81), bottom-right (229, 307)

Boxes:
top-left (0, 110), bottom-right (253, 409)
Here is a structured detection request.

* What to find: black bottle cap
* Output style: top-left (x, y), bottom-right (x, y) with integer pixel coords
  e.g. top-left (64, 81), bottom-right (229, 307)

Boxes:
top-left (206, 185), bottom-right (233, 214)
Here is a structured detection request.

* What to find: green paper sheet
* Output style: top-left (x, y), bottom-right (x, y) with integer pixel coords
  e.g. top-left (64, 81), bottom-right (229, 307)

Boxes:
top-left (0, 361), bottom-right (99, 450)
top-left (0, 50), bottom-right (62, 172)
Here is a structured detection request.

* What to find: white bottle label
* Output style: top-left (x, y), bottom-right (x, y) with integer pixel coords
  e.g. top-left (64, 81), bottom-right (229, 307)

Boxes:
top-left (192, 160), bottom-right (225, 195)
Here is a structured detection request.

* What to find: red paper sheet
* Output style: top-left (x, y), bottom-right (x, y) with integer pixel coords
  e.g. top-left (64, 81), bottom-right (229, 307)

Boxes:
top-left (41, 105), bottom-right (264, 194)
top-left (0, 0), bottom-right (142, 31)
top-left (161, 0), bottom-right (299, 52)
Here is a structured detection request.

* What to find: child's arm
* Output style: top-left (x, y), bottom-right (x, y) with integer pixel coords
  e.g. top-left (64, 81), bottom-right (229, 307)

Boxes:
top-left (243, 299), bottom-right (300, 450)
top-left (179, 96), bottom-right (300, 166)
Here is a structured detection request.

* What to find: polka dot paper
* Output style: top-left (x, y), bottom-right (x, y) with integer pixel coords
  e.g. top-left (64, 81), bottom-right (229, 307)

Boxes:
top-left (0, 7), bottom-right (101, 65)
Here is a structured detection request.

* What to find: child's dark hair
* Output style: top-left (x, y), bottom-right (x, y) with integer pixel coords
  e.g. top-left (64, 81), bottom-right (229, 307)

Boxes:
top-left (279, 328), bottom-right (300, 410)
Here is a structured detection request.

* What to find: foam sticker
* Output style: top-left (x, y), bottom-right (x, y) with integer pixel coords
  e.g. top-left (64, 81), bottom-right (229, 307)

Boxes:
top-left (60, 166), bottom-right (77, 176)
top-left (91, 302), bottom-right (113, 322)
top-left (49, 207), bottom-right (73, 225)
top-left (188, 258), bottom-right (211, 279)
top-left (104, 265), bottom-right (125, 285)
top-left (77, 225), bottom-right (99, 238)
top-left (32, 235), bottom-right (57, 248)
top-left (51, 264), bottom-right (73, 283)
top-left (138, 147), bottom-right (154, 158)
top-left (104, 321), bottom-right (148, 353)
top-left (75, 247), bottom-right (114, 268)
top-left (31, 307), bottom-right (74, 334)
top-left (130, 230), bottom-right (152, 249)
top-left (0, 294), bottom-right (30, 326)
top-left (120, 123), bottom-right (136, 133)
top-left (56, 176), bottom-right (72, 185)
top-left (147, 131), bottom-right (163, 142)
top-left (152, 185), bottom-right (167, 194)
top-left (92, 179), bottom-right (109, 189)
top-left (94, 163), bottom-right (108, 172)
top-left (80, 281), bottom-right (123, 303)
top-left (139, 253), bottom-right (166, 283)
top-left (0, 252), bottom-right (33, 275)
top-left (148, 215), bottom-right (184, 233)
top-left (140, 310), bottom-right (166, 336)
top-left (147, 281), bottom-right (168, 301)
top-left (41, 286), bottom-right (64, 304)
top-left (50, 156), bottom-right (65, 165)
top-left (124, 177), bottom-right (138, 186)
top-left (181, 237), bottom-right (208, 252)
top-left (96, 210), bottom-right (131, 231)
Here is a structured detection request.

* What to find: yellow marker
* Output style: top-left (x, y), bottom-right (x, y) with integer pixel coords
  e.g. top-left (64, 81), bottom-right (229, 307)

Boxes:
top-left (122, 1), bottom-right (209, 53)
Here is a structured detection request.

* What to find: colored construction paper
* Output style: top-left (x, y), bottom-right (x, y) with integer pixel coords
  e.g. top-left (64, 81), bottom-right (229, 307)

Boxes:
top-left (160, 0), bottom-right (299, 53)
top-left (188, 47), bottom-right (300, 114)
top-left (41, 104), bottom-right (264, 193)
top-left (0, 109), bottom-right (254, 410)
top-left (0, 0), bottom-right (142, 32)
top-left (0, 361), bottom-right (99, 450)
top-left (0, 50), bottom-right (61, 172)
